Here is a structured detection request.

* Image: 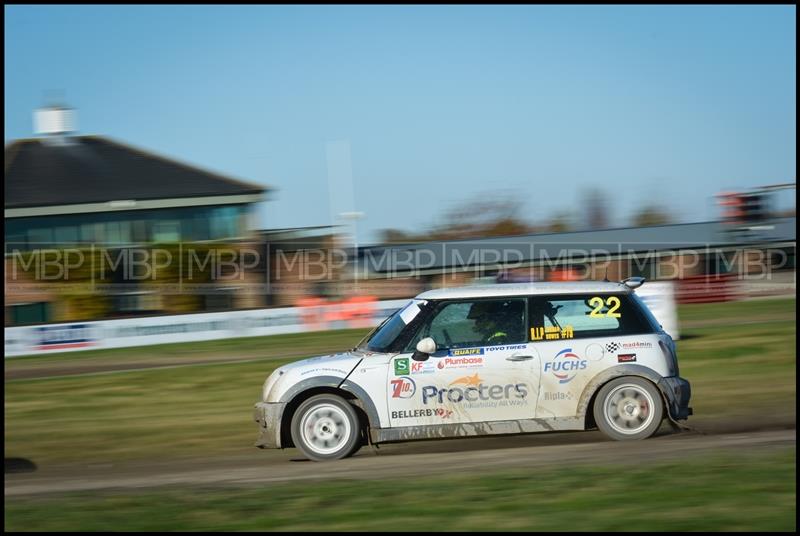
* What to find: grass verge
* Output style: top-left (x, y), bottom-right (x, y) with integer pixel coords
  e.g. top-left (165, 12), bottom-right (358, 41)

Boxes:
top-left (4, 448), bottom-right (795, 531)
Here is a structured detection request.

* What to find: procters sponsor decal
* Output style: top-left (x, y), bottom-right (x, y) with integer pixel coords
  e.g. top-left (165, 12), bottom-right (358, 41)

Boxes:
top-left (389, 376), bottom-right (416, 398)
top-left (544, 348), bottom-right (588, 384)
top-left (420, 374), bottom-right (529, 407)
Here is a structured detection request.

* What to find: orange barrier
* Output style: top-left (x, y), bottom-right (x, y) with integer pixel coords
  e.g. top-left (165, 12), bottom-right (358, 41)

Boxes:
top-left (548, 268), bottom-right (581, 281)
top-left (297, 296), bottom-right (378, 330)
top-left (675, 275), bottom-right (738, 304)
top-left (296, 297), bottom-right (326, 330)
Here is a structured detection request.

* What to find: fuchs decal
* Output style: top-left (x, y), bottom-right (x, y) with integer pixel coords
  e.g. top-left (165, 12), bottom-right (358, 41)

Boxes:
top-left (544, 348), bottom-right (588, 384)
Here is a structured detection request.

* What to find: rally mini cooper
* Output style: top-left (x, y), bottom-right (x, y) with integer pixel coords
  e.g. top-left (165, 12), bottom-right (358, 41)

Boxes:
top-left (253, 279), bottom-right (692, 461)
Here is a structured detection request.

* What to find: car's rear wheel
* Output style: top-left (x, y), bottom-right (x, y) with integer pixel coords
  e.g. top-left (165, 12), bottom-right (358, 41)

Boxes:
top-left (290, 394), bottom-right (363, 461)
top-left (593, 377), bottom-right (663, 441)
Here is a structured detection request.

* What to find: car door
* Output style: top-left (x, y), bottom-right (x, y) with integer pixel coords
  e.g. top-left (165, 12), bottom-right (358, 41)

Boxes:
top-left (530, 293), bottom-right (653, 419)
top-left (387, 298), bottom-right (541, 427)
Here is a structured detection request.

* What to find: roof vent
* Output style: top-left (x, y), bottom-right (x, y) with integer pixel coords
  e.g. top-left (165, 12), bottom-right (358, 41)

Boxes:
top-left (34, 105), bottom-right (77, 137)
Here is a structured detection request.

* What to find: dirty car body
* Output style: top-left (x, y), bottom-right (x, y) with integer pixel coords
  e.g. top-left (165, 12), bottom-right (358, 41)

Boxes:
top-left (254, 279), bottom-right (692, 461)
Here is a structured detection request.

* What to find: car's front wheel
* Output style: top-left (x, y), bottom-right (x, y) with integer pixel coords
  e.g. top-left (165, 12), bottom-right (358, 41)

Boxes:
top-left (593, 377), bottom-right (664, 441)
top-left (290, 394), bottom-right (363, 461)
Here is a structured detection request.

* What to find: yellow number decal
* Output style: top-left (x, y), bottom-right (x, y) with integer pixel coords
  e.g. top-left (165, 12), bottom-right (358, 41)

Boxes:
top-left (588, 296), bottom-right (605, 317)
top-left (606, 296), bottom-right (621, 318)
top-left (589, 296), bottom-right (622, 318)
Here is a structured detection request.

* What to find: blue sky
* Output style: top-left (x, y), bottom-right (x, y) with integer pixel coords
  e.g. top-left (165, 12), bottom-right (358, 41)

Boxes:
top-left (4, 5), bottom-right (796, 244)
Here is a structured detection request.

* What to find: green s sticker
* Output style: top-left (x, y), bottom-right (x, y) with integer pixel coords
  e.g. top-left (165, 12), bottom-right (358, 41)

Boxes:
top-left (394, 358), bottom-right (410, 376)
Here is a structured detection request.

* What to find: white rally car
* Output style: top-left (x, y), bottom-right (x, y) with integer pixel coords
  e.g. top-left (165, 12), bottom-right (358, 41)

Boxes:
top-left (254, 279), bottom-right (692, 461)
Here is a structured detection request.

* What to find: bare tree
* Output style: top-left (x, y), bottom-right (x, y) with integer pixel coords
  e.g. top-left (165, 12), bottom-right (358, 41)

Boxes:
top-left (631, 205), bottom-right (672, 227)
top-left (583, 188), bottom-right (610, 230)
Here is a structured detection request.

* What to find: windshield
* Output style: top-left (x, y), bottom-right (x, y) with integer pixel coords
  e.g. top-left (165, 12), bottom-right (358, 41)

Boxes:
top-left (357, 299), bottom-right (426, 352)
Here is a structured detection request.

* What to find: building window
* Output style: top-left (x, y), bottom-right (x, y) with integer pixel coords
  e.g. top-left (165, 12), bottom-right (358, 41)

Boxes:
top-left (204, 290), bottom-right (235, 311)
top-left (210, 206), bottom-right (242, 240)
top-left (10, 302), bottom-right (51, 325)
top-left (152, 220), bottom-right (180, 243)
top-left (54, 226), bottom-right (79, 246)
top-left (110, 292), bottom-right (162, 315)
top-left (27, 227), bottom-right (54, 248)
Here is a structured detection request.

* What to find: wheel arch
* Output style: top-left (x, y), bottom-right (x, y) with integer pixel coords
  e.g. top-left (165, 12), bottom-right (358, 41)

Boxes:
top-left (278, 376), bottom-right (379, 449)
top-left (578, 365), bottom-right (668, 430)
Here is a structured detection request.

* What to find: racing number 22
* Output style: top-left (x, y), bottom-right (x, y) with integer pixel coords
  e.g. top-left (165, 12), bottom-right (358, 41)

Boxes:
top-left (589, 296), bottom-right (621, 318)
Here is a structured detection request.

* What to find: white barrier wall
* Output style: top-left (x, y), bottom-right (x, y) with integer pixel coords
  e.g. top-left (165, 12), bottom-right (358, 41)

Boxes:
top-left (4, 300), bottom-right (410, 358)
top-left (4, 283), bottom-right (679, 357)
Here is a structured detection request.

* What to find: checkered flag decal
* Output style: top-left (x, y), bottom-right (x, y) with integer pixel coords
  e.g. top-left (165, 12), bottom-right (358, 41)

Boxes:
top-left (605, 342), bottom-right (620, 353)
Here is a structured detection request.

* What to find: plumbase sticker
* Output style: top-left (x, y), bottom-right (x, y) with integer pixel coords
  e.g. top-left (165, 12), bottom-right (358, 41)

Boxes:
top-left (394, 357), bottom-right (410, 376)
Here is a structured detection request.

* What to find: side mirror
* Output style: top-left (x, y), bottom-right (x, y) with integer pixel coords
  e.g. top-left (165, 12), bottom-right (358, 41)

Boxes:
top-left (412, 337), bottom-right (436, 361)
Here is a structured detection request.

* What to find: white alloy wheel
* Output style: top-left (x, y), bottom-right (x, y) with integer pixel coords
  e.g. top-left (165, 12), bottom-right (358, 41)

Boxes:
top-left (290, 394), bottom-right (362, 461)
top-left (593, 377), bottom-right (664, 441)
top-left (300, 403), bottom-right (352, 455)
top-left (603, 383), bottom-right (656, 435)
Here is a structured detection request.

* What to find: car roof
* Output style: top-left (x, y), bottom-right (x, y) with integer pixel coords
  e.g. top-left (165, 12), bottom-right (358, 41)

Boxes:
top-left (415, 281), bottom-right (631, 300)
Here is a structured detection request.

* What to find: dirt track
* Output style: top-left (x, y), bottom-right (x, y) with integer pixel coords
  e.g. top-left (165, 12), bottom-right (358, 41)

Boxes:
top-left (6, 423), bottom-right (794, 497)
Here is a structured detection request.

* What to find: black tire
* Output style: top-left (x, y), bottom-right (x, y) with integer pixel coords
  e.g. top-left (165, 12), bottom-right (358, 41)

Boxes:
top-left (593, 377), bottom-right (664, 441)
top-left (290, 394), bottom-right (363, 461)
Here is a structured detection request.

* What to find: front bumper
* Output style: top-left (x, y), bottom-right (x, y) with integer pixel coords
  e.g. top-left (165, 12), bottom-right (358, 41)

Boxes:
top-left (253, 401), bottom-right (287, 449)
top-left (657, 376), bottom-right (693, 420)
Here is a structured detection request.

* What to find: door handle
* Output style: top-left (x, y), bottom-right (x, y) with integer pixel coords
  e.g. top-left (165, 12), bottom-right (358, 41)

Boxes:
top-left (506, 355), bottom-right (534, 361)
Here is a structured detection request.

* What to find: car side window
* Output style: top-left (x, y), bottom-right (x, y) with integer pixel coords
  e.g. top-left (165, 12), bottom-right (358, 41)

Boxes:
top-left (528, 293), bottom-right (652, 341)
top-left (406, 299), bottom-right (526, 351)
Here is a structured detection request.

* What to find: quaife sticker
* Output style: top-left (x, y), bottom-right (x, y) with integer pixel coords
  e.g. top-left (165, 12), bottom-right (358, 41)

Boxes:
top-left (449, 347), bottom-right (485, 356)
top-left (394, 358), bottom-right (410, 375)
top-left (617, 353), bottom-right (637, 363)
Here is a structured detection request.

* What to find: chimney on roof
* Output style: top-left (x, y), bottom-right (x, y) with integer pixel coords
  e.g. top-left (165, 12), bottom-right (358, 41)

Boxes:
top-left (34, 105), bottom-right (77, 139)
